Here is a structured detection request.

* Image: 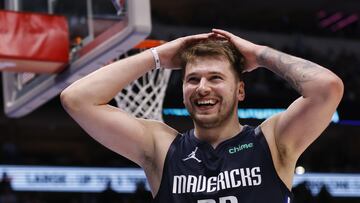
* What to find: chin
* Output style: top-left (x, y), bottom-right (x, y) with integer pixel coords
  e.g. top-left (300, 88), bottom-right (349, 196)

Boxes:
top-left (193, 114), bottom-right (221, 128)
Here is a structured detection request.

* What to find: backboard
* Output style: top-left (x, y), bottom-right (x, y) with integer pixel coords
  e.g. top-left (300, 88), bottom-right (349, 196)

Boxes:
top-left (1, 0), bottom-right (151, 117)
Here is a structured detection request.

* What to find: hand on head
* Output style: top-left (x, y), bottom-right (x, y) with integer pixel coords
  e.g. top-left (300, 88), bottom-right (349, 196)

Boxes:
top-left (155, 29), bottom-right (265, 71)
top-left (155, 33), bottom-right (214, 69)
top-left (212, 29), bottom-right (266, 72)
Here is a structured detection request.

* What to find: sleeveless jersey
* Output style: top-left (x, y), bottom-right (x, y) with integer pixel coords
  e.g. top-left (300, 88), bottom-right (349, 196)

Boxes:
top-left (153, 125), bottom-right (294, 203)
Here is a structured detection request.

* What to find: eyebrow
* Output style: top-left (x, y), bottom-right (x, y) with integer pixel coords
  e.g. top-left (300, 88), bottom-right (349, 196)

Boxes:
top-left (185, 71), bottom-right (225, 79)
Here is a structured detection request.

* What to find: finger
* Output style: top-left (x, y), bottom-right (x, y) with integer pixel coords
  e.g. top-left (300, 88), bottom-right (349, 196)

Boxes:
top-left (212, 28), bottom-right (234, 39)
top-left (181, 33), bottom-right (214, 47)
top-left (185, 33), bottom-right (213, 40)
top-left (209, 33), bottom-right (227, 40)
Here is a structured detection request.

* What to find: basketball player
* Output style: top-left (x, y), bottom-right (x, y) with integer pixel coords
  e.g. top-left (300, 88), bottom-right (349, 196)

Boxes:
top-left (60, 29), bottom-right (343, 202)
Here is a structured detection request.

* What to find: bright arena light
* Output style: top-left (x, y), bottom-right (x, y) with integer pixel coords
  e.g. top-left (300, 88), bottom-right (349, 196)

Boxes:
top-left (295, 166), bottom-right (305, 175)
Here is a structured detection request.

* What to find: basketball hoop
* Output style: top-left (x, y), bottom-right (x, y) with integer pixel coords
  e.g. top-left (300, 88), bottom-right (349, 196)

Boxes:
top-left (114, 40), bottom-right (171, 121)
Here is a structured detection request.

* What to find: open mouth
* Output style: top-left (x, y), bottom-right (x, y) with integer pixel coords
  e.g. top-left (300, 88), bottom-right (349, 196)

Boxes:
top-left (194, 99), bottom-right (219, 109)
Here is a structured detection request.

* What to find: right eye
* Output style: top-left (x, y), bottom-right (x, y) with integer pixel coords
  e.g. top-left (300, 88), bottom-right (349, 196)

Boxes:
top-left (187, 77), bottom-right (199, 83)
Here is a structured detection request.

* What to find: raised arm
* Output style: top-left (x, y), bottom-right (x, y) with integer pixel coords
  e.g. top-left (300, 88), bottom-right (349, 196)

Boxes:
top-left (60, 33), bottom-right (213, 168)
top-left (212, 29), bottom-right (343, 161)
top-left (256, 47), bottom-right (343, 159)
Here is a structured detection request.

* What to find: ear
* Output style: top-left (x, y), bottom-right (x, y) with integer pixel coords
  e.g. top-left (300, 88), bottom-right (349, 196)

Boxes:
top-left (237, 81), bottom-right (245, 101)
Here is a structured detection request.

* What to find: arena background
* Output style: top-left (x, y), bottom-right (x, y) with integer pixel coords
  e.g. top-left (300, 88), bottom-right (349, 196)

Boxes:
top-left (0, 0), bottom-right (359, 202)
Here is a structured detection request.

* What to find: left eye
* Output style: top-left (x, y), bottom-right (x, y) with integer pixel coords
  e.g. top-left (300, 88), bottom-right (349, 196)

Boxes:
top-left (210, 76), bottom-right (222, 80)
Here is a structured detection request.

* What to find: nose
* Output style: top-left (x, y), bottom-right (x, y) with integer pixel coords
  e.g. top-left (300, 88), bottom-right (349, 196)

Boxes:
top-left (196, 78), bottom-right (211, 95)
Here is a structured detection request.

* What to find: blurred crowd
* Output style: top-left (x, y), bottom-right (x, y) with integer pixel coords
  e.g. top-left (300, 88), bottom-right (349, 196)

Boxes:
top-left (243, 42), bottom-right (360, 105)
top-left (0, 173), bottom-right (152, 203)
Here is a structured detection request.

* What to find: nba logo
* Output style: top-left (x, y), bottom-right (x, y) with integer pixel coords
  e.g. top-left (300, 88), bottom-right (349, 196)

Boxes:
top-left (111, 0), bottom-right (126, 15)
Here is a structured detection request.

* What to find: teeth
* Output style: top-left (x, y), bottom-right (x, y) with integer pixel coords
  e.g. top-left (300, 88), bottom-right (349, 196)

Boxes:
top-left (197, 100), bottom-right (216, 105)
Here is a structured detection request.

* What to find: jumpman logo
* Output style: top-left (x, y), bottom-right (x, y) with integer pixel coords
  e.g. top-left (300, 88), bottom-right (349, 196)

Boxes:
top-left (182, 147), bottom-right (202, 163)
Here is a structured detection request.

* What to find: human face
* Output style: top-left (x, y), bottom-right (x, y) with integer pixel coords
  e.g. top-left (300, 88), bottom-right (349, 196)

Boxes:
top-left (183, 56), bottom-right (245, 128)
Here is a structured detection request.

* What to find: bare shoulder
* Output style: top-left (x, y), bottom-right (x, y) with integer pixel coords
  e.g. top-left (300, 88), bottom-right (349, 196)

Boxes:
top-left (139, 119), bottom-right (179, 194)
top-left (139, 118), bottom-right (178, 166)
top-left (260, 114), bottom-right (296, 190)
top-left (138, 119), bottom-right (178, 160)
top-left (139, 118), bottom-right (179, 146)
top-left (151, 120), bottom-right (179, 166)
top-left (259, 115), bottom-right (282, 166)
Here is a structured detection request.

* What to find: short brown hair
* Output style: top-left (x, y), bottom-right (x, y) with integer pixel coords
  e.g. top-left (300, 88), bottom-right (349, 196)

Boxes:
top-left (179, 38), bottom-right (244, 80)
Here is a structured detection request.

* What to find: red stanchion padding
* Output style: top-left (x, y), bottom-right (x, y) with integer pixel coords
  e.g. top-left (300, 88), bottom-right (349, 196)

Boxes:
top-left (0, 10), bottom-right (69, 73)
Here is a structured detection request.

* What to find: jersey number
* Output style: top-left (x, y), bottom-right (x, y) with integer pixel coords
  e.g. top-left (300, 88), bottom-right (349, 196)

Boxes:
top-left (198, 196), bottom-right (238, 203)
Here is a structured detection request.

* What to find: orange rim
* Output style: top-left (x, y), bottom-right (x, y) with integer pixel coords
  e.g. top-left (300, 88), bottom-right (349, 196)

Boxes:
top-left (134, 40), bottom-right (166, 49)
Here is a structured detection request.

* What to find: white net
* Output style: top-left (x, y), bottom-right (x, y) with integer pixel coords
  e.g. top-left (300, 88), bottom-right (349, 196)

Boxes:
top-left (114, 67), bottom-right (172, 121)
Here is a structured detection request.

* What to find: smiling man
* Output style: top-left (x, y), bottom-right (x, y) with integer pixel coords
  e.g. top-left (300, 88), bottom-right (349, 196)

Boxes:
top-left (60, 29), bottom-right (343, 203)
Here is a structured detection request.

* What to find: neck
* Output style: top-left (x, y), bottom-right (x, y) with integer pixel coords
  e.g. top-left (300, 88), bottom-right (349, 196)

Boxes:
top-left (194, 118), bottom-right (243, 149)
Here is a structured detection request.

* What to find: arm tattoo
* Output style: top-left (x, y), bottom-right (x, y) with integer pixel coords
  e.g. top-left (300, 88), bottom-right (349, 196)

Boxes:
top-left (257, 47), bottom-right (324, 94)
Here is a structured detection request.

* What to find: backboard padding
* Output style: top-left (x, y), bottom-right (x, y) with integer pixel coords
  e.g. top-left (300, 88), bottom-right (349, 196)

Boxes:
top-left (2, 0), bottom-right (151, 118)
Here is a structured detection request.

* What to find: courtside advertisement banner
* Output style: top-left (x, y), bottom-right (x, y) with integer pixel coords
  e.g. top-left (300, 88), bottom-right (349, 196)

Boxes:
top-left (0, 165), bottom-right (148, 193)
top-left (0, 165), bottom-right (359, 197)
